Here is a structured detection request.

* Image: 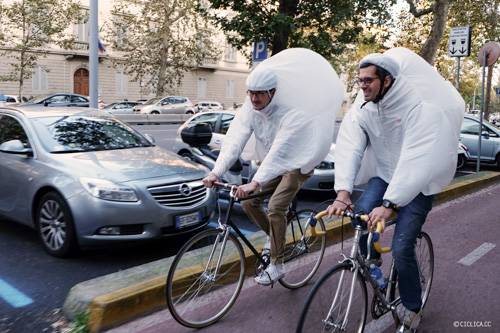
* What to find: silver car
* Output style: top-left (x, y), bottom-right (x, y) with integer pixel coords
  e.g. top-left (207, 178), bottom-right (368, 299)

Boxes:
top-left (460, 115), bottom-right (500, 166)
top-left (102, 101), bottom-right (141, 115)
top-left (0, 107), bottom-right (216, 257)
top-left (133, 96), bottom-right (195, 115)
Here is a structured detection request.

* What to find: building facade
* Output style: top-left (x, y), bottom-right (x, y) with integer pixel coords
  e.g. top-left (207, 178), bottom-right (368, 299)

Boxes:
top-left (0, 0), bottom-right (252, 107)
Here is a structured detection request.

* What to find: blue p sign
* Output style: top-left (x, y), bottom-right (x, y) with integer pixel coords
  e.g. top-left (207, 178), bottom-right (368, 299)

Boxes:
top-left (496, 87), bottom-right (500, 95)
top-left (253, 39), bottom-right (268, 61)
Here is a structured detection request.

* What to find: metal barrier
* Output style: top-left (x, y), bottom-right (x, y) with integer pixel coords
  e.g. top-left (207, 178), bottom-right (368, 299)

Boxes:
top-left (115, 114), bottom-right (192, 125)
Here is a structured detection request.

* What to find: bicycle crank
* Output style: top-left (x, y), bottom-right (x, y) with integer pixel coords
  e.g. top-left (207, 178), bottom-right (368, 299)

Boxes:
top-left (371, 292), bottom-right (390, 319)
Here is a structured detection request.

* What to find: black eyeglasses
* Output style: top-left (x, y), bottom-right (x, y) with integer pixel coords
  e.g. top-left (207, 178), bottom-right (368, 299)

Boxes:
top-left (247, 91), bottom-right (268, 97)
top-left (357, 77), bottom-right (379, 86)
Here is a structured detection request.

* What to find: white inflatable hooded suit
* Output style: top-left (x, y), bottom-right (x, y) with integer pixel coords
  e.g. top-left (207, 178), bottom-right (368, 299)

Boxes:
top-left (334, 47), bottom-right (465, 206)
top-left (211, 48), bottom-right (344, 186)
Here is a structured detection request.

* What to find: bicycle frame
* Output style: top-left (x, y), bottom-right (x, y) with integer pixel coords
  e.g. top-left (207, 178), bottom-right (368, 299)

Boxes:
top-left (323, 213), bottom-right (402, 329)
top-left (212, 184), bottom-right (315, 273)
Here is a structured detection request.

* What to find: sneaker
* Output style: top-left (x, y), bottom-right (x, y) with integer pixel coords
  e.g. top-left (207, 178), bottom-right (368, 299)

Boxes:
top-left (254, 263), bottom-right (285, 286)
top-left (262, 236), bottom-right (271, 256)
top-left (366, 256), bottom-right (383, 267)
top-left (398, 308), bottom-right (421, 332)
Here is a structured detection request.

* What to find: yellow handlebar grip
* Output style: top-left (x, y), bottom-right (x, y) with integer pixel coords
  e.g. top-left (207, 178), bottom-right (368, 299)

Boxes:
top-left (374, 222), bottom-right (391, 253)
top-left (310, 211), bottom-right (327, 237)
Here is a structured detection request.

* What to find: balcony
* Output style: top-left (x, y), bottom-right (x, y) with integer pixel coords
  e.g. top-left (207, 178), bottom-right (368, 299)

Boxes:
top-left (197, 58), bottom-right (220, 71)
top-left (64, 41), bottom-right (106, 61)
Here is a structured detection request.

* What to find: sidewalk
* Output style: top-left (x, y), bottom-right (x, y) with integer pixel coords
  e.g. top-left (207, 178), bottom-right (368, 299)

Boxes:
top-left (62, 171), bottom-right (500, 332)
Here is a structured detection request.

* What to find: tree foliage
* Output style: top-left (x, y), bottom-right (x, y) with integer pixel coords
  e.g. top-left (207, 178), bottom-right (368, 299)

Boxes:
top-left (0, 0), bottom-right (84, 99)
top-left (199, 0), bottom-right (396, 62)
top-left (107, 0), bottom-right (221, 97)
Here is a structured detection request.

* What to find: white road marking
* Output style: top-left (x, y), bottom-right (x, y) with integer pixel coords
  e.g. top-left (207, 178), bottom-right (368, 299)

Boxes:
top-left (458, 242), bottom-right (496, 266)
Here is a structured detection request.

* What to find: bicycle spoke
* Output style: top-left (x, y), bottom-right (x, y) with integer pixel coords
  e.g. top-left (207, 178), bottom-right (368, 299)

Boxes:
top-left (166, 230), bottom-right (245, 328)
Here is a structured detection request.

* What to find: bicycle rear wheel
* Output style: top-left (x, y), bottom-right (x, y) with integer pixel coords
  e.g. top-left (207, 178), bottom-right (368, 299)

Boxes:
top-left (296, 262), bottom-right (367, 333)
top-left (389, 231), bottom-right (434, 308)
top-left (166, 229), bottom-right (245, 328)
top-left (279, 209), bottom-right (326, 289)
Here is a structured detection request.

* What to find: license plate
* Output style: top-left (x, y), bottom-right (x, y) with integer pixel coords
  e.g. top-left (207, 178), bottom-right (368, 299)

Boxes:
top-left (175, 211), bottom-right (202, 228)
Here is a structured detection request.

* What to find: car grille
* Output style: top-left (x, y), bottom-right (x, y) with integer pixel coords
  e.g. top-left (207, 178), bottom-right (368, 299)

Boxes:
top-left (148, 180), bottom-right (207, 208)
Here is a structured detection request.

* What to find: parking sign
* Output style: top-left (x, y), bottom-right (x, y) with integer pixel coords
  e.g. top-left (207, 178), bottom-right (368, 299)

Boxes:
top-left (253, 39), bottom-right (268, 61)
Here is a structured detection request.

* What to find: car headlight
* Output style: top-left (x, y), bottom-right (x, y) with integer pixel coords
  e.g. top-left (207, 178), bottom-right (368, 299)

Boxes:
top-left (80, 177), bottom-right (138, 202)
top-left (315, 161), bottom-right (335, 169)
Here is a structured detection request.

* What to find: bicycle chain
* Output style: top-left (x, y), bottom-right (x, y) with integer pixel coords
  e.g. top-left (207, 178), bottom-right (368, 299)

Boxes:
top-left (371, 290), bottom-right (390, 319)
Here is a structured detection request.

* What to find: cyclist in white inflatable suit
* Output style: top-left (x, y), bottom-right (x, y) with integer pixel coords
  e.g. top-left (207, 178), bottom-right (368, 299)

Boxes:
top-left (204, 48), bottom-right (344, 286)
top-left (327, 47), bottom-right (464, 332)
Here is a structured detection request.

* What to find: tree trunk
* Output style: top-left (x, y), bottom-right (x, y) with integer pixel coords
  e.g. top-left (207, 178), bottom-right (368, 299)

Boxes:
top-left (419, 0), bottom-right (451, 64)
top-left (271, 0), bottom-right (299, 56)
top-left (484, 64), bottom-right (494, 120)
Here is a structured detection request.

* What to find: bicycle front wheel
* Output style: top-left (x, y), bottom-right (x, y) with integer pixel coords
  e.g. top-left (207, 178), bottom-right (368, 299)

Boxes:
top-left (389, 231), bottom-right (434, 309)
top-left (416, 231), bottom-right (434, 307)
top-left (297, 263), bottom-right (367, 333)
top-left (166, 229), bottom-right (245, 328)
top-left (279, 209), bottom-right (326, 289)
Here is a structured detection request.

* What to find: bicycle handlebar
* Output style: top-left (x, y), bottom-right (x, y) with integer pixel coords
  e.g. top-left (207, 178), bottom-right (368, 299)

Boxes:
top-left (308, 210), bottom-right (390, 253)
top-left (213, 181), bottom-right (238, 189)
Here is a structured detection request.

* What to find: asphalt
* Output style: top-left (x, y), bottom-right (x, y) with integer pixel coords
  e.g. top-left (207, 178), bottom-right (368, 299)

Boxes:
top-left (62, 170), bottom-right (500, 333)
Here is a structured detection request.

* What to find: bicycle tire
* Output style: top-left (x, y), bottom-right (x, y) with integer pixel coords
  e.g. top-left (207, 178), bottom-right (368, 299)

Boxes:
top-left (389, 231), bottom-right (434, 309)
top-left (166, 229), bottom-right (245, 328)
top-left (296, 262), bottom-right (368, 333)
top-left (279, 209), bottom-right (326, 289)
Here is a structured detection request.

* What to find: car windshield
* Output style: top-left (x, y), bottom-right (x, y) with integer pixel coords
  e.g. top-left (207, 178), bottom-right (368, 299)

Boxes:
top-left (144, 97), bottom-right (162, 105)
top-left (26, 94), bottom-right (52, 103)
top-left (102, 102), bottom-right (118, 109)
top-left (31, 114), bottom-right (153, 152)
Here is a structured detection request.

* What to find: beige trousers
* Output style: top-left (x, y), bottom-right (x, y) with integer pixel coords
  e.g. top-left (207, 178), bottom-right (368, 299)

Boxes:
top-left (241, 169), bottom-right (313, 265)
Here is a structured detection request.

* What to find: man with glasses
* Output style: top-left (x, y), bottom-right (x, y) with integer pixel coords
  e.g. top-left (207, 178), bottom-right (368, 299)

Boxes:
top-left (326, 48), bottom-right (464, 332)
top-left (203, 48), bottom-right (344, 286)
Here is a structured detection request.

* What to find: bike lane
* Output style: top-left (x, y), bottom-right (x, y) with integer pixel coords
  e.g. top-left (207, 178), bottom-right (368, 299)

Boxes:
top-left (105, 183), bottom-right (500, 333)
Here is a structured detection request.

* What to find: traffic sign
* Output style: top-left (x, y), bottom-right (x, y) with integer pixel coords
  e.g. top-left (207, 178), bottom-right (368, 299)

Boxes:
top-left (496, 87), bottom-right (500, 96)
top-left (449, 27), bottom-right (471, 57)
top-left (253, 39), bottom-right (268, 61)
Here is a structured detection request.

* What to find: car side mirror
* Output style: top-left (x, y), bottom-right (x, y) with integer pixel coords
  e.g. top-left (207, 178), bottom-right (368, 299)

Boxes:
top-left (44, 100), bottom-right (51, 107)
top-left (143, 133), bottom-right (155, 144)
top-left (481, 131), bottom-right (490, 138)
top-left (0, 139), bottom-right (33, 156)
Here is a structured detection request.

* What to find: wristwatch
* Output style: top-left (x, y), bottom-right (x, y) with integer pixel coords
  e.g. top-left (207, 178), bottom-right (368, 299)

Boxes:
top-left (382, 199), bottom-right (399, 212)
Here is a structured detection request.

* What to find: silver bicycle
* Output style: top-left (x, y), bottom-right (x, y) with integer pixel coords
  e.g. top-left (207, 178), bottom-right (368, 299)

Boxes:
top-left (296, 211), bottom-right (434, 332)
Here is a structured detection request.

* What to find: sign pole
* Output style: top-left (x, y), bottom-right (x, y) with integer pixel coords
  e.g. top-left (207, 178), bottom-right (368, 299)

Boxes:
top-left (477, 50), bottom-right (487, 173)
top-left (455, 57), bottom-right (461, 90)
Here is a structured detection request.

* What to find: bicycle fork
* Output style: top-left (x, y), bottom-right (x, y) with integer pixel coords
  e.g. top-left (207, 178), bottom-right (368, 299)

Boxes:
top-left (323, 226), bottom-right (364, 330)
top-left (202, 225), bottom-right (231, 283)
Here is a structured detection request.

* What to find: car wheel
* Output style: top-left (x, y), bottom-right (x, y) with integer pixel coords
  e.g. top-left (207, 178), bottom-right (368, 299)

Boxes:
top-left (457, 154), bottom-right (467, 170)
top-left (496, 154), bottom-right (500, 169)
top-left (150, 110), bottom-right (160, 114)
top-left (36, 192), bottom-right (79, 257)
top-left (180, 151), bottom-right (195, 161)
top-left (186, 110), bottom-right (194, 114)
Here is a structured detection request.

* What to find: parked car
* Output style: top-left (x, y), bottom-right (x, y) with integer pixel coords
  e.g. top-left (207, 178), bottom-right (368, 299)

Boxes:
top-left (194, 101), bottom-right (225, 112)
top-left (102, 101), bottom-right (142, 115)
top-left (457, 141), bottom-right (471, 170)
top-left (0, 106), bottom-right (216, 257)
top-left (19, 93), bottom-right (90, 107)
top-left (133, 96), bottom-right (195, 114)
top-left (229, 103), bottom-right (243, 111)
top-left (174, 111), bottom-right (336, 191)
top-left (3, 95), bottom-right (22, 105)
top-left (460, 114), bottom-right (500, 167)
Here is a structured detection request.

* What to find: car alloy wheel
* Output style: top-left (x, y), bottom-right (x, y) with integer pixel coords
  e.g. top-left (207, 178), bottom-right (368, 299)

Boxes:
top-left (457, 154), bottom-right (467, 170)
top-left (36, 192), bottom-right (79, 257)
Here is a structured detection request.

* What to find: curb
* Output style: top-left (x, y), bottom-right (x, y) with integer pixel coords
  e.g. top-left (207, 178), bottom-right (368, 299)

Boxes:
top-left (63, 171), bottom-right (500, 332)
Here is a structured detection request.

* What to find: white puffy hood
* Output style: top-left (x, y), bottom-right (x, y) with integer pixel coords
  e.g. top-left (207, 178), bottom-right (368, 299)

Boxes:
top-left (212, 48), bottom-right (344, 185)
top-left (334, 47), bottom-right (465, 206)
